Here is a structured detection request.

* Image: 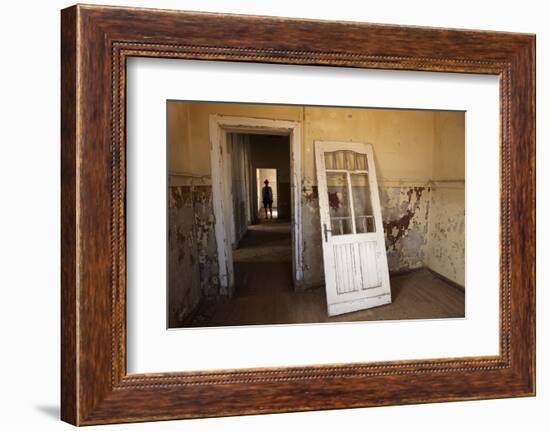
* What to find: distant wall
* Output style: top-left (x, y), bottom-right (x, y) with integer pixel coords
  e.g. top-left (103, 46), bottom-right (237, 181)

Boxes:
top-left (167, 102), bottom-right (465, 321)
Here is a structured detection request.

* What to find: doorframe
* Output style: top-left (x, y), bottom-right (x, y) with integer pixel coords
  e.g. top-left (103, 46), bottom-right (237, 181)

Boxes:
top-left (209, 114), bottom-right (303, 296)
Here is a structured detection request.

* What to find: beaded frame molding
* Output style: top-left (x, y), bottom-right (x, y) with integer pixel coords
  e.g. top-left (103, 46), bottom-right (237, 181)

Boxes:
top-left (61, 4), bottom-right (535, 425)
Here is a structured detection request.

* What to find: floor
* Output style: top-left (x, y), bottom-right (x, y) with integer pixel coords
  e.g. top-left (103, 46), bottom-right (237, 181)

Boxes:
top-left (185, 219), bottom-right (465, 328)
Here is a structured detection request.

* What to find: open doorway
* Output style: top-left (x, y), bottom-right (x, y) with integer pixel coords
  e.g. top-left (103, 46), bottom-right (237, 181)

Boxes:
top-left (186, 130), bottom-right (295, 326)
top-left (226, 132), bottom-right (292, 237)
top-left (230, 134), bottom-right (293, 324)
top-left (208, 115), bottom-right (303, 296)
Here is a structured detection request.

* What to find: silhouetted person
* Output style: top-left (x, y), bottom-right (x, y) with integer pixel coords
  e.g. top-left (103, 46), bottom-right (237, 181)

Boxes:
top-left (262, 179), bottom-right (273, 219)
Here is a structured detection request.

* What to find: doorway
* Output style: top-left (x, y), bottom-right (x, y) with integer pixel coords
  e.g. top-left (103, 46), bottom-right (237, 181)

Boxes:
top-left (232, 133), bottom-right (294, 322)
top-left (230, 134), bottom-right (292, 313)
top-left (209, 115), bottom-right (303, 295)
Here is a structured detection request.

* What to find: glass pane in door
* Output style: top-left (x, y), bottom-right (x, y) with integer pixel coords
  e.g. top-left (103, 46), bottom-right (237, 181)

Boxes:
top-left (326, 172), bottom-right (353, 235)
top-left (351, 173), bottom-right (375, 233)
top-left (324, 150), bottom-right (368, 171)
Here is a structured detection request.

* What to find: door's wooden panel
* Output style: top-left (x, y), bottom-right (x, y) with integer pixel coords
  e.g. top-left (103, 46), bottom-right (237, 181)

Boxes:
top-left (333, 237), bottom-right (382, 295)
top-left (359, 241), bottom-right (382, 289)
top-left (334, 243), bottom-right (357, 294)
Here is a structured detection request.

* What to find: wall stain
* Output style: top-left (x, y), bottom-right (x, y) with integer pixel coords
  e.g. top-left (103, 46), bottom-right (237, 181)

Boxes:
top-left (300, 177), bottom-right (321, 288)
top-left (328, 191), bottom-right (341, 209)
top-left (302, 185), bottom-right (318, 207)
top-left (300, 181), bottom-right (435, 280)
top-left (168, 184), bottom-right (221, 326)
top-left (192, 186), bottom-right (220, 298)
top-left (379, 185), bottom-right (430, 272)
top-left (426, 189), bottom-right (465, 286)
top-left (383, 187), bottom-right (425, 251)
top-left (383, 209), bottom-right (415, 250)
top-left (168, 185), bottom-right (200, 326)
top-left (406, 186), bottom-right (425, 203)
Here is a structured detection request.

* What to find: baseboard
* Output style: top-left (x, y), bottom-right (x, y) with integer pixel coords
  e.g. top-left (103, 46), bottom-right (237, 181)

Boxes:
top-left (427, 268), bottom-right (465, 291)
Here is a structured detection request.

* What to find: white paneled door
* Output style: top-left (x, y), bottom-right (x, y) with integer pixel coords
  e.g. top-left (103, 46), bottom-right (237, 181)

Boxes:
top-left (315, 142), bottom-right (392, 316)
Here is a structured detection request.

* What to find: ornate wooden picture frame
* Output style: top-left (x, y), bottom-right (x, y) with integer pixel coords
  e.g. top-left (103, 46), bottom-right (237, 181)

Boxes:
top-left (61, 4), bottom-right (535, 425)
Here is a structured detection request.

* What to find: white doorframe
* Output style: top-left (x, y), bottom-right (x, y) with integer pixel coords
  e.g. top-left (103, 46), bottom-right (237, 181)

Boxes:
top-left (209, 114), bottom-right (303, 295)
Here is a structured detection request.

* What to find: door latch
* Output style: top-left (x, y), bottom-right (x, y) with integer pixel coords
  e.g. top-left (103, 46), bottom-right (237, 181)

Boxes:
top-left (323, 223), bottom-right (332, 242)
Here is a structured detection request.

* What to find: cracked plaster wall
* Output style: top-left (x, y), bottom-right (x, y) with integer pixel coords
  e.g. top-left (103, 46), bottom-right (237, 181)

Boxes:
top-left (426, 112), bottom-right (466, 286)
top-left (168, 179), bottom-right (220, 326)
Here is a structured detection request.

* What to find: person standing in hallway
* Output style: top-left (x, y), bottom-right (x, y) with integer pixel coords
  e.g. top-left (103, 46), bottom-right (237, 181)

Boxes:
top-left (262, 179), bottom-right (273, 219)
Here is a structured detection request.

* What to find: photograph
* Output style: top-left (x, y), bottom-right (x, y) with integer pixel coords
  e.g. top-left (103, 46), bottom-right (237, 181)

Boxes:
top-left (167, 101), bottom-right (466, 328)
top-left (0, 0), bottom-right (541, 427)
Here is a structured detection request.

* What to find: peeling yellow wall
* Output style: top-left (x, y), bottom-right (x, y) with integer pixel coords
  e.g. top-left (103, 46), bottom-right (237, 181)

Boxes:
top-left (167, 102), bottom-right (192, 174)
top-left (167, 101), bottom-right (465, 293)
top-left (302, 107), bottom-right (435, 182)
top-left (432, 111), bottom-right (466, 181)
top-left (168, 102), bottom-right (301, 176)
top-left (426, 187), bottom-right (465, 285)
top-left (168, 102), bottom-right (435, 182)
top-left (426, 112), bottom-right (466, 286)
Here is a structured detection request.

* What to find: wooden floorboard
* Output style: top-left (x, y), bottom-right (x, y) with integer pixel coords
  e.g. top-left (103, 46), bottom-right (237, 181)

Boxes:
top-left (184, 220), bottom-right (465, 328)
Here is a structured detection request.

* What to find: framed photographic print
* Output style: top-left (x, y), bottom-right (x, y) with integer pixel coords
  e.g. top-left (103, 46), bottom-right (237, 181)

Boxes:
top-left (61, 4), bottom-right (535, 425)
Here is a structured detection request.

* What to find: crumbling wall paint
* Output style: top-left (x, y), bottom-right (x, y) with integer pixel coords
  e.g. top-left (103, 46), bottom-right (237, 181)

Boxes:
top-left (168, 181), bottom-right (221, 325)
top-left (301, 180), bottom-right (432, 285)
top-left (299, 176), bottom-right (323, 289)
top-left (168, 185), bottom-right (201, 326)
top-left (426, 184), bottom-right (465, 286)
top-left (380, 184), bottom-right (431, 272)
top-left (426, 112), bottom-right (465, 287)
top-left (302, 179), bottom-right (465, 286)
top-left (192, 185), bottom-right (221, 298)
